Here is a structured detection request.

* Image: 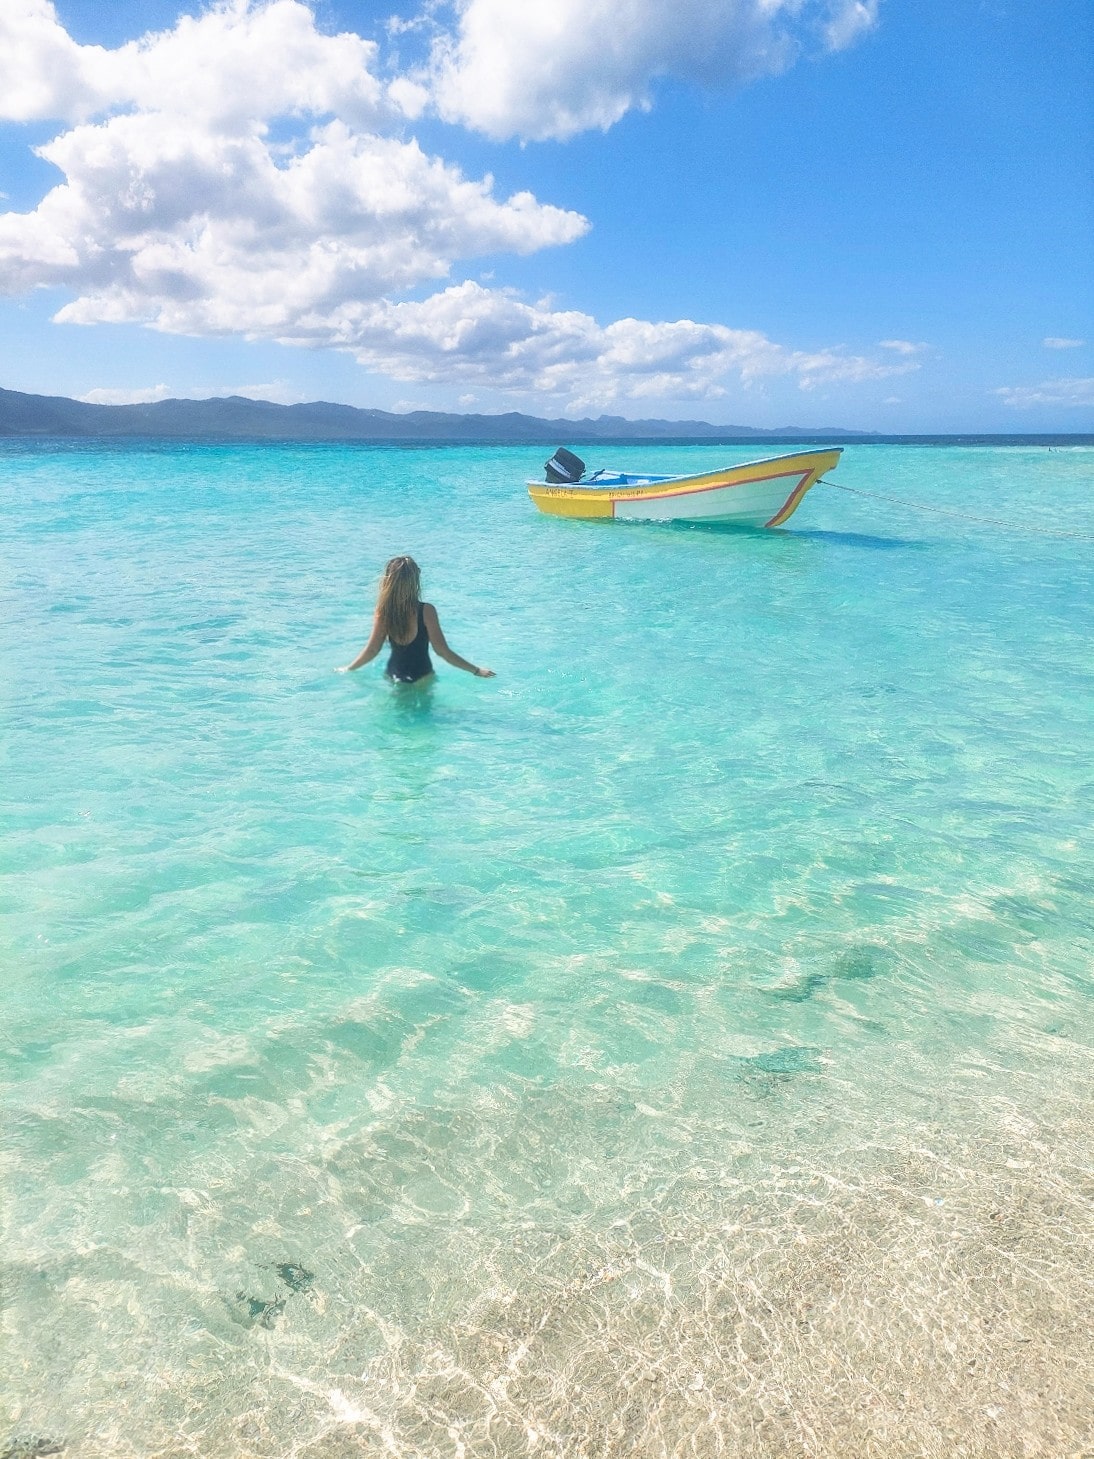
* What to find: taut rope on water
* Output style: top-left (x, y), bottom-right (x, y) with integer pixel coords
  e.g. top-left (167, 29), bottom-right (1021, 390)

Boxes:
top-left (817, 477), bottom-right (1094, 541)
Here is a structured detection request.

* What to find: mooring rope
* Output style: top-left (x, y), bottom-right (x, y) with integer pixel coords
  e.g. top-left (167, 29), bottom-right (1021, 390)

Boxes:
top-left (817, 477), bottom-right (1094, 541)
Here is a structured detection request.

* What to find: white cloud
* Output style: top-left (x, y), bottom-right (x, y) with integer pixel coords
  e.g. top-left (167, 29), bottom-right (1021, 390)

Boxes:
top-left (0, 0), bottom-right (385, 125)
top-left (12, 116), bottom-right (585, 330)
top-left (79, 379), bottom-right (307, 405)
top-left (0, 3), bottom-right (587, 325)
top-left (994, 378), bottom-right (1094, 409)
top-left (426, 0), bottom-right (880, 141)
top-left (1042, 337), bottom-right (1085, 350)
top-left (823, 0), bottom-right (880, 51)
top-left (315, 280), bottom-right (917, 410)
top-left (79, 383), bottom-right (175, 405)
top-left (879, 339), bottom-right (928, 355)
top-left (0, 0), bottom-right (102, 123)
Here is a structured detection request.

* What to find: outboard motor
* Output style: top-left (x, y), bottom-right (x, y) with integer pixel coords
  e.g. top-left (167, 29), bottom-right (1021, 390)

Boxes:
top-left (544, 447), bottom-right (585, 484)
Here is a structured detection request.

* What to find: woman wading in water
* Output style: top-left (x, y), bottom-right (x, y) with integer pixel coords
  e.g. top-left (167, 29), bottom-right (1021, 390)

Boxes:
top-left (338, 556), bottom-right (495, 683)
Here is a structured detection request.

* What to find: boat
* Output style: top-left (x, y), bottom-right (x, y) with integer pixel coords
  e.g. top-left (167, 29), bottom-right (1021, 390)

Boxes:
top-left (527, 446), bottom-right (842, 527)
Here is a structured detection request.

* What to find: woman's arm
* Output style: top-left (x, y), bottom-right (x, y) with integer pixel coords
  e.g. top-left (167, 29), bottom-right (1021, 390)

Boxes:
top-left (423, 603), bottom-right (495, 677)
top-left (338, 612), bottom-right (386, 671)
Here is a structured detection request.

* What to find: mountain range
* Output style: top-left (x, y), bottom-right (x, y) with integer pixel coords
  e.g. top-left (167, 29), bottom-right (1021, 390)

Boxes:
top-left (0, 387), bottom-right (867, 443)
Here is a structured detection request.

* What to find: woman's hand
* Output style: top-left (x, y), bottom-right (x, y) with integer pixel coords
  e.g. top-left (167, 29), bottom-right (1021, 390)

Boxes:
top-left (474, 666), bottom-right (496, 678)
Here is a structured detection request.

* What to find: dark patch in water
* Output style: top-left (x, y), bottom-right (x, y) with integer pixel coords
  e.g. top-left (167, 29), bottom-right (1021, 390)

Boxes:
top-left (788, 528), bottom-right (928, 552)
top-left (770, 944), bottom-right (893, 1003)
top-left (770, 972), bottom-right (828, 1003)
top-left (1, 1441), bottom-right (65, 1458)
top-left (231, 1292), bottom-right (286, 1329)
top-left (743, 1046), bottom-right (824, 1077)
top-left (988, 893), bottom-right (1058, 935)
top-left (177, 614), bottom-right (244, 635)
top-left (619, 979), bottom-right (684, 1014)
top-left (449, 952), bottom-right (525, 993)
top-left (322, 1019), bottom-right (402, 1069)
top-left (227, 1264), bottom-right (317, 1328)
top-left (273, 1262), bottom-right (314, 1294)
top-left (833, 944), bottom-right (893, 982)
top-left (9, 1041), bottom-right (56, 1067)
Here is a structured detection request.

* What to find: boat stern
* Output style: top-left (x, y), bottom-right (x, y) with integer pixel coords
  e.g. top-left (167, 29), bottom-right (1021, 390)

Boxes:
top-left (526, 482), bottom-right (615, 518)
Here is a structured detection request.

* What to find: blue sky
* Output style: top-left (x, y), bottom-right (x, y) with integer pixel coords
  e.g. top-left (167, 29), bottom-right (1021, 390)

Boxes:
top-left (0, 0), bottom-right (1090, 431)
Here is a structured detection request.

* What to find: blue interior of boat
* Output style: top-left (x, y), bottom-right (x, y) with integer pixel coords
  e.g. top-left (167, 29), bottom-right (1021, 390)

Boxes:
top-left (578, 470), bottom-right (674, 488)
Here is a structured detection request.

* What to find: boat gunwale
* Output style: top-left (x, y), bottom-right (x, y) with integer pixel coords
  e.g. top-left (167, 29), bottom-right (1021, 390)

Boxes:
top-left (526, 447), bottom-right (842, 503)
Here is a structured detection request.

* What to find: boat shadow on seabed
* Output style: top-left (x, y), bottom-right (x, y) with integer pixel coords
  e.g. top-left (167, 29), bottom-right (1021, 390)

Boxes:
top-left (653, 519), bottom-right (930, 552)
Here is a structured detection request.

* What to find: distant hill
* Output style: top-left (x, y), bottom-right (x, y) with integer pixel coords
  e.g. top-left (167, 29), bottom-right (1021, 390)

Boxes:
top-left (0, 386), bottom-right (868, 443)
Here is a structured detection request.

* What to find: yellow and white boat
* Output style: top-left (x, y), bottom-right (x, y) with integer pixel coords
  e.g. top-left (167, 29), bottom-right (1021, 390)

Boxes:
top-left (527, 447), bottom-right (841, 527)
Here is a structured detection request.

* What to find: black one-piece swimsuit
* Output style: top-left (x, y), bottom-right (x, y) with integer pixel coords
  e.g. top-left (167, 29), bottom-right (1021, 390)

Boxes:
top-left (385, 604), bottom-right (433, 683)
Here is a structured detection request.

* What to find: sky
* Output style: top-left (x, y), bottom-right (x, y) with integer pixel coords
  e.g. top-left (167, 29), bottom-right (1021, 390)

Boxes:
top-left (0, 0), bottom-right (1091, 432)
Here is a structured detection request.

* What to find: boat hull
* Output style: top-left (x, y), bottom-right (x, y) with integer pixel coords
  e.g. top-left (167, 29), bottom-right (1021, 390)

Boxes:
top-left (527, 448), bottom-right (841, 527)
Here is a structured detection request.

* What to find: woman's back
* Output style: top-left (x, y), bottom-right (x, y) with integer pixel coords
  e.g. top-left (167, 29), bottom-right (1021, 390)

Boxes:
top-left (386, 602), bottom-right (433, 683)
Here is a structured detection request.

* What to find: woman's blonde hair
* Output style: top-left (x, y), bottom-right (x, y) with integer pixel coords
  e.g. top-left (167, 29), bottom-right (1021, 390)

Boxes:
top-left (376, 555), bottom-right (422, 642)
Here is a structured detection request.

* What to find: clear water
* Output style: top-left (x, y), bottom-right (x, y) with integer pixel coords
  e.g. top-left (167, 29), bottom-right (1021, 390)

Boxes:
top-left (3, 441), bottom-right (1092, 1458)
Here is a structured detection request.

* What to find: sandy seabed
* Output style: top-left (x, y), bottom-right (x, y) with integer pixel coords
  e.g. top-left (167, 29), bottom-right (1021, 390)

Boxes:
top-left (4, 1032), bottom-right (1092, 1459)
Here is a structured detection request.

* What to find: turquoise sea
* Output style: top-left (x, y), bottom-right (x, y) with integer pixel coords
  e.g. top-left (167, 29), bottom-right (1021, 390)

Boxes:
top-left (3, 440), bottom-right (1093, 1458)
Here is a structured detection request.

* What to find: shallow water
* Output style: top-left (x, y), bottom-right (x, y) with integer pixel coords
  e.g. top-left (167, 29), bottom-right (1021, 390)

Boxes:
top-left (3, 440), bottom-right (1093, 1458)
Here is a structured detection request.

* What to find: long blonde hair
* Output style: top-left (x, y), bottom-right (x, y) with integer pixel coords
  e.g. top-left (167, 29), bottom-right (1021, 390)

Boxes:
top-left (376, 555), bottom-right (422, 643)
